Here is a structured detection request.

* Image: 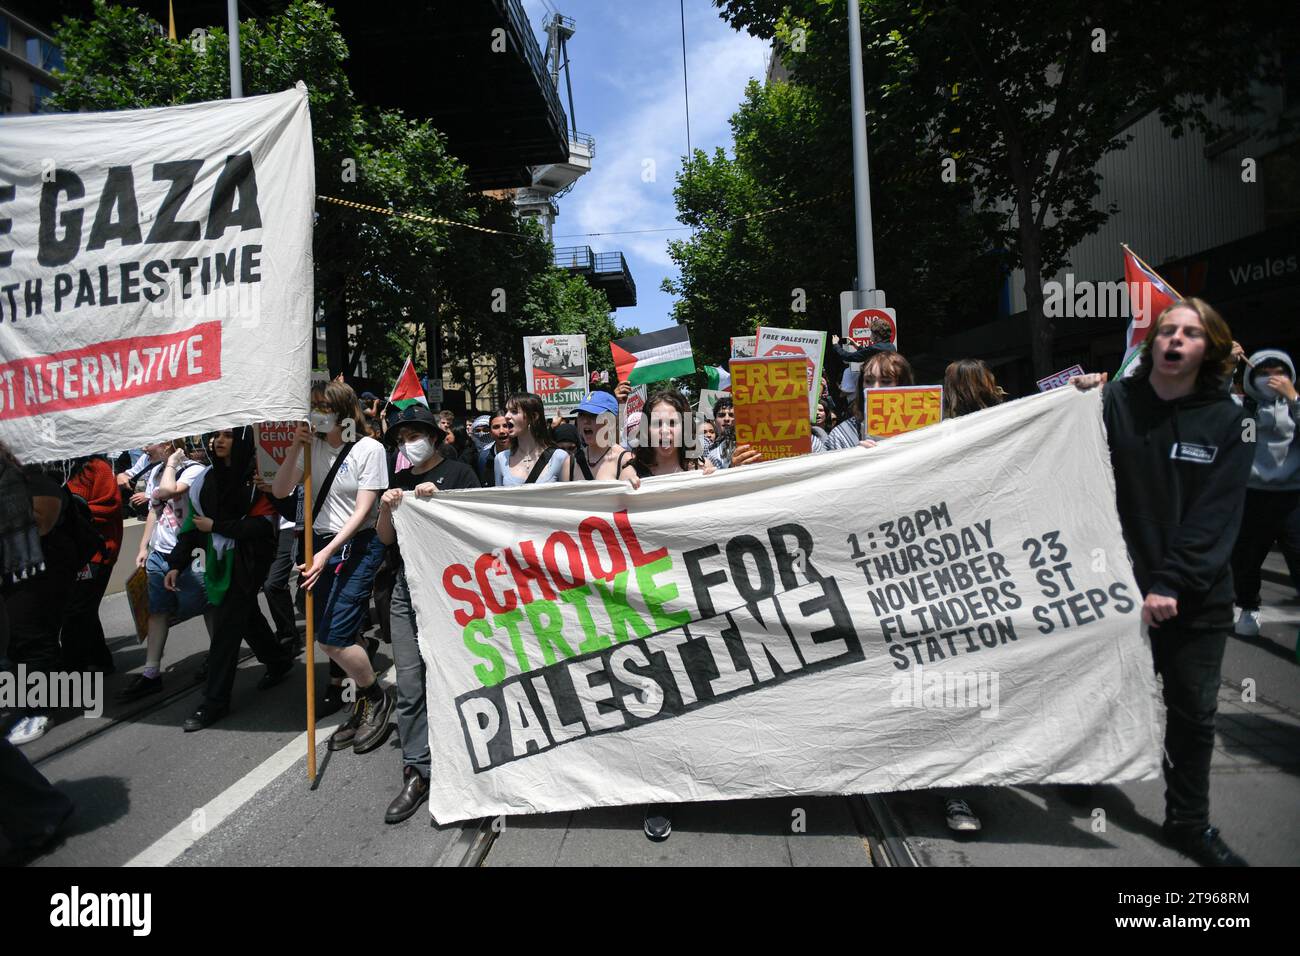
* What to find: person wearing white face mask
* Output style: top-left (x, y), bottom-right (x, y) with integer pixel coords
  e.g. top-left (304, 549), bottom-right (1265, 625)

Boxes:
top-left (273, 380), bottom-right (393, 753)
top-left (375, 404), bottom-right (481, 823)
top-left (1230, 349), bottom-right (1300, 636)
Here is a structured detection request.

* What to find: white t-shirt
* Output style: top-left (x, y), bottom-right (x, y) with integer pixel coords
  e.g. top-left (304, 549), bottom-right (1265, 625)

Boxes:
top-left (288, 436), bottom-right (388, 534)
top-left (145, 459), bottom-right (204, 555)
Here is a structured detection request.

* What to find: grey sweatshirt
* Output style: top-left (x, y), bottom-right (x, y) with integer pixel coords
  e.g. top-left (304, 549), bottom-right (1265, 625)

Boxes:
top-left (1239, 349), bottom-right (1300, 491)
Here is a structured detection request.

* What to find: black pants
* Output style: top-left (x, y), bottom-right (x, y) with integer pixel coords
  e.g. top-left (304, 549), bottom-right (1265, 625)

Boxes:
top-left (263, 527), bottom-right (298, 642)
top-left (60, 561), bottom-right (115, 671)
top-left (1149, 620), bottom-right (1226, 830)
top-left (204, 580), bottom-right (292, 708)
top-left (0, 737), bottom-right (73, 858)
top-left (1231, 488), bottom-right (1300, 608)
top-left (3, 569), bottom-right (69, 715)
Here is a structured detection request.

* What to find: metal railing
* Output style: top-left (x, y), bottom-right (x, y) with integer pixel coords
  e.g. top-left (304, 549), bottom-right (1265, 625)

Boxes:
top-left (554, 245), bottom-right (594, 271)
top-left (500, 0), bottom-right (568, 135)
top-left (570, 131), bottom-right (595, 156)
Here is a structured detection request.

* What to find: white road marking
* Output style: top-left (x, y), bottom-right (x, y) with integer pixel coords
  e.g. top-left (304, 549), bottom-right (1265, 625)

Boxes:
top-left (125, 666), bottom-right (396, 868)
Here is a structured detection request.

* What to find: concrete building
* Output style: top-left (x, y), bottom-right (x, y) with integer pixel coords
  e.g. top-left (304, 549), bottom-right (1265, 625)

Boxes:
top-left (0, 6), bottom-right (61, 115)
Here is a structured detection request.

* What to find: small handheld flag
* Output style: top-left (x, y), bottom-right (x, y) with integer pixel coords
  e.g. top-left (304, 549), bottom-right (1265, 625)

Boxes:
top-left (388, 356), bottom-right (428, 409)
top-left (610, 326), bottom-right (695, 385)
top-left (703, 366), bottom-right (731, 390)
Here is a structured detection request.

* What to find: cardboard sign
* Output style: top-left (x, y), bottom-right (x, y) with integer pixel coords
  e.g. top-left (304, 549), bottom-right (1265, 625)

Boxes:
top-left (730, 357), bottom-right (812, 460)
top-left (626, 384), bottom-right (647, 419)
top-left (864, 386), bottom-right (943, 438)
top-left (730, 336), bottom-right (756, 359)
top-left (1036, 365), bottom-right (1086, 392)
top-left (754, 326), bottom-right (826, 421)
top-left (524, 334), bottom-right (589, 417)
top-left (256, 420), bottom-right (299, 482)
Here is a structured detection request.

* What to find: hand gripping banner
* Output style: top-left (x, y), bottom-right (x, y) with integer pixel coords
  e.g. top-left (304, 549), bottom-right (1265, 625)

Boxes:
top-left (393, 388), bottom-right (1163, 822)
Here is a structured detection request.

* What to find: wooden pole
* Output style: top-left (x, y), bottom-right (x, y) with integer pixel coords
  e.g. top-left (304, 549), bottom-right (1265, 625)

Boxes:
top-left (302, 439), bottom-right (317, 780)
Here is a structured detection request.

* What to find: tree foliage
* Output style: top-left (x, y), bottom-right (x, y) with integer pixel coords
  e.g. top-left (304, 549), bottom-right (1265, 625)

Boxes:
top-left (49, 0), bottom-right (627, 400)
top-left (707, 0), bottom-right (1293, 377)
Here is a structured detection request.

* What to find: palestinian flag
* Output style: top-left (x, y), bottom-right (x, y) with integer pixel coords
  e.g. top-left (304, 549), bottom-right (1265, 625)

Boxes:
top-left (610, 325), bottom-right (695, 385)
top-left (704, 365), bottom-right (731, 390)
top-left (1118, 245), bottom-right (1179, 378)
top-left (388, 356), bottom-right (428, 409)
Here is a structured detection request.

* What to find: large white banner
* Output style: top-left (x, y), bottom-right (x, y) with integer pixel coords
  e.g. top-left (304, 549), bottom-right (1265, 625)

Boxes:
top-left (0, 85), bottom-right (314, 461)
top-left (394, 388), bottom-right (1163, 823)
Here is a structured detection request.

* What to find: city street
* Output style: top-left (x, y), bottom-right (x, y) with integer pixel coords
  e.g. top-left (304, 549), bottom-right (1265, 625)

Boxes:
top-left (22, 553), bottom-right (1298, 868)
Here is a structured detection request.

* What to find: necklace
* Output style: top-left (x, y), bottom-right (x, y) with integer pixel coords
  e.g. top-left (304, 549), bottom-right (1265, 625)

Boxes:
top-left (586, 447), bottom-right (611, 469)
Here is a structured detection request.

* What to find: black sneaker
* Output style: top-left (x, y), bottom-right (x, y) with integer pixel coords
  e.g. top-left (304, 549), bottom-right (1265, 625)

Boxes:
top-left (328, 702), bottom-right (363, 752)
top-left (384, 767), bottom-right (430, 824)
top-left (643, 805), bottom-right (672, 842)
top-left (1162, 823), bottom-right (1248, 867)
top-left (117, 673), bottom-right (163, 702)
top-left (182, 702), bottom-right (228, 732)
top-left (257, 659), bottom-right (294, 690)
top-left (319, 683), bottom-right (346, 717)
top-left (352, 685), bottom-right (395, 754)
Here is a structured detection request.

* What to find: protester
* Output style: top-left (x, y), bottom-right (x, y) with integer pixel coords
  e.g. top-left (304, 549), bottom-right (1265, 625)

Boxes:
top-left (60, 455), bottom-right (123, 674)
top-left (931, 359), bottom-right (1006, 833)
top-left (553, 423), bottom-right (580, 456)
top-left (822, 350), bottom-right (915, 450)
top-left (563, 391), bottom-right (639, 482)
top-left (0, 458), bottom-right (74, 848)
top-left (375, 405), bottom-right (481, 823)
top-left (698, 419), bottom-right (717, 449)
top-left (273, 380), bottom-right (394, 753)
top-left (162, 428), bottom-right (295, 731)
top-left (495, 393), bottom-right (570, 485)
top-left (1073, 297), bottom-right (1252, 866)
top-left (260, 472), bottom-right (303, 655)
top-left (474, 411), bottom-right (512, 486)
top-left (118, 441), bottom-right (210, 703)
top-left (633, 391), bottom-right (715, 480)
top-left (704, 396), bottom-right (736, 469)
top-left (2, 447), bottom-right (89, 744)
top-left (942, 359), bottom-right (1006, 419)
top-left (1230, 349), bottom-right (1300, 635)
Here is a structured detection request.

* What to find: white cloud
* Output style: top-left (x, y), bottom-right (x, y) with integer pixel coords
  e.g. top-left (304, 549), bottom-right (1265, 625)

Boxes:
top-left (563, 25), bottom-right (766, 269)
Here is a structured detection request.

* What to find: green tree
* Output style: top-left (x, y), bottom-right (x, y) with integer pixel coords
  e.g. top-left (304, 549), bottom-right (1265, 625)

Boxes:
top-left (714, 0), bottom-right (1294, 377)
top-left (48, 0), bottom-right (610, 401)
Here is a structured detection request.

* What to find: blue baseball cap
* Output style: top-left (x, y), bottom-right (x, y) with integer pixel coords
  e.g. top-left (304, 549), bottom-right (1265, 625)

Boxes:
top-left (575, 391), bottom-right (619, 416)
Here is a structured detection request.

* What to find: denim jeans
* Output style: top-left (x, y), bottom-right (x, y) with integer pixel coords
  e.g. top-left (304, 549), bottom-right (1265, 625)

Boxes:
top-left (389, 568), bottom-right (430, 778)
top-left (1149, 621), bottom-right (1227, 829)
top-left (311, 530), bottom-right (385, 647)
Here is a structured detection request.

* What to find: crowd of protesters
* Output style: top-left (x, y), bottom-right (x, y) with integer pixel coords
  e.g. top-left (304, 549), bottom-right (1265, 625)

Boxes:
top-left (2, 295), bottom-right (1295, 866)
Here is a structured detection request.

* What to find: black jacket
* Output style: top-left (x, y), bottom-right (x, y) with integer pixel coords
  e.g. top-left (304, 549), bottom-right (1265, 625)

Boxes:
top-left (1102, 374), bottom-right (1253, 628)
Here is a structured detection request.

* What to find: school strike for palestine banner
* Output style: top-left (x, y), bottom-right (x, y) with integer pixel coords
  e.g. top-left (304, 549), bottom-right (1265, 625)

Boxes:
top-left (0, 85), bottom-right (314, 461)
top-left (393, 388), bottom-right (1163, 822)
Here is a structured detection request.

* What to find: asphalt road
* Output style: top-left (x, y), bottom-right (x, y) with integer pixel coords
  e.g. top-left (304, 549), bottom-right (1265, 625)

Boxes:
top-left (16, 555), bottom-right (1298, 867)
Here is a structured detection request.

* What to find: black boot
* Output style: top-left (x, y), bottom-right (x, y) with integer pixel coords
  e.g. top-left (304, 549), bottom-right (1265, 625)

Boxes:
top-left (384, 766), bottom-right (430, 824)
top-left (1162, 823), bottom-right (1248, 866)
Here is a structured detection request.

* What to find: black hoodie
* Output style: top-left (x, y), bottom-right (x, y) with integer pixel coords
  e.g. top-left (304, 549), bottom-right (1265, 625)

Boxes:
top-left (1102, 373), bottom-right (1253, 628)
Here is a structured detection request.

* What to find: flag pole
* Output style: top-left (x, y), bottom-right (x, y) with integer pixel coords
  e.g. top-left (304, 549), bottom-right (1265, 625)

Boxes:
top-left (1120, 242), bottom-right (1183, 298)
top-left (302, 439), bottom-right (317, 780)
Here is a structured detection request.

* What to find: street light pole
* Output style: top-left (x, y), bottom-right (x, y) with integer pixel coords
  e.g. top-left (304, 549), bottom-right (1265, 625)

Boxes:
top-left (227, 0), bottom-right (243, 98)
top-left (846, 0), bottom-right (877, 307)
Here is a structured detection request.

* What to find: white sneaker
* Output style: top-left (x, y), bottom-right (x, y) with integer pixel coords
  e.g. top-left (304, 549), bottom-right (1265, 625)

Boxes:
top-left (944, 797), bottom-right (982, 832)
top-left (1234, 608), bottom-right (1261, 637)
top-left (6, 715), bottom-right (50, 746)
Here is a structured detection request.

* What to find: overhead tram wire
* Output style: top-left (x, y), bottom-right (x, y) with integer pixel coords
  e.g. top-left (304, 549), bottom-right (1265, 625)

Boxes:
top-left (680, 0), bottom-right (693, 175)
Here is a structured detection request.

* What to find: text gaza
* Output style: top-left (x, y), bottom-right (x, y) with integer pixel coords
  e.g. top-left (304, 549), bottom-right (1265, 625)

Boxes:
top-left (0, 153), bottom-right (263, 271)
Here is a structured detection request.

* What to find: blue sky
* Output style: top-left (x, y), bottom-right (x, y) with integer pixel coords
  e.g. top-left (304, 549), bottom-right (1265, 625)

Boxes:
top-left (521, 0), bottom-right (769, 333)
